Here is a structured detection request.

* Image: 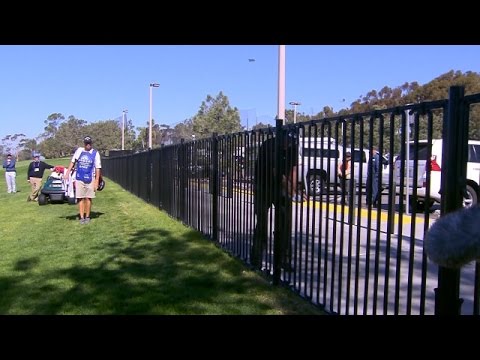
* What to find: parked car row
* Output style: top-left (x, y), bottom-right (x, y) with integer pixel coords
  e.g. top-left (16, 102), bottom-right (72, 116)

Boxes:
top-left (295, 136), bottom-right (480, 210)
top-left (297, 137), bottom-right (390, 196)
top-left (191, 136), bottom-right (480, 211)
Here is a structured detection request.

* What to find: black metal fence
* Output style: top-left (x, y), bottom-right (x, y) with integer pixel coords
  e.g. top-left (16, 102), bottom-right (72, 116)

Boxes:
top-left (102, 86), bottom-right (480, 315)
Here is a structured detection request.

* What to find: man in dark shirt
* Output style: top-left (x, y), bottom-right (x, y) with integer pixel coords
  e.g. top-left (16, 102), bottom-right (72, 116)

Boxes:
top-left (27, 152), bottom-right (54, 202)
top-left (366, 146), bottom-right (387, 206)
top-left (251, 129), bottom-right (301, 270)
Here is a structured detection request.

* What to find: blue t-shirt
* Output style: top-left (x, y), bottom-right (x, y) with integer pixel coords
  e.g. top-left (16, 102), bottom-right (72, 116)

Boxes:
top-left (76, 150), bottom-right (97, 183)
top-left (3, 158), bottom-right (16, 172)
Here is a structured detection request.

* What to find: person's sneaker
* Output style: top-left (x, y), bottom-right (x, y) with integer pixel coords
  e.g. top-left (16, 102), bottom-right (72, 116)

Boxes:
top-left (79, 218), bottom-right (86, 224)
top-left (84, 217), bottom-right (91, 224)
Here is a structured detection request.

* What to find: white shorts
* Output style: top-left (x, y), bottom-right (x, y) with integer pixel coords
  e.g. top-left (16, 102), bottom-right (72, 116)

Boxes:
top-left (76, 180), bottom-right (96, 199)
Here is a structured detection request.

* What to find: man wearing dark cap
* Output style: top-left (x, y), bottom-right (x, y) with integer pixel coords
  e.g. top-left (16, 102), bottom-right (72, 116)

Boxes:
top-left (65, 136), bottom-right (102, 224)
top-left (27, 152), bottom-right (55, 202)
top-left (250, 128), bottom-right (303, 271)
top-left (366, 145), bottom-right (387, 206)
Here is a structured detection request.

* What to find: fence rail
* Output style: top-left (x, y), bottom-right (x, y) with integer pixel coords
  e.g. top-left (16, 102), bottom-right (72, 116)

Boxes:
top-left (103, 86), bottom-right (479, 315)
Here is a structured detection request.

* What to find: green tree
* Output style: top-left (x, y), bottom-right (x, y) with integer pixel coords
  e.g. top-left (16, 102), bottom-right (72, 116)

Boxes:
top-left (53, 115), bottom-right (88, 156)
top-left (252, 122), bottom-right (271, 130)
top-left (1, 133), bottom-right (26, 157)
top-left (85, 120), bottom-right (123, 154)
top-left (39, 137), bottom-right (63, 159)
top-left (408, 70), bottom-right (480, 140)
top-left (134, 119), bottom-right (158, 149)
top-left (154, 123), bottom-right (173, 147)
top-left (21, 138), bottom-right (38, 153)
top-left (42, 113), bottom-right (65, 139)
top-left (152, 122), bottom-right (163, 148)
top-left (321, 70), bottom-right (480, 151)
top-left (173, 119), bottom-right (194, 143)
top-left (192, 92), bottom-right (242, 138)
top-left (124, 118), bottom-right (137, 150)
top-left (18, 138), bottom-right (38, 160)
top-left (134, 125), bottom-right (148, 150)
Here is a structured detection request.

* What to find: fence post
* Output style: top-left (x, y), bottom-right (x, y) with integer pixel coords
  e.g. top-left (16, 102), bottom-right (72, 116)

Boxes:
top-left (147, 149), bottom-right (152, 203)
top-left (179, 139), bottom-right (187, 222)
top-left (273, 119), bottom-right (284, 285)
top-left (388, 176), bottom-right (396, 234)
top-left (348, 178), bottom-right (356, 225)
top-left (435, 86), bottom-right (468, 315)
top-left (211, 133), bottom-right (219, 243)
top-left (226, 172), bottom-right (233, 198)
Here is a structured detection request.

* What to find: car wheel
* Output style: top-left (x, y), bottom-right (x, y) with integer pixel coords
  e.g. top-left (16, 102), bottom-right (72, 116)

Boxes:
top-left (68, 196), bottom-right (77, 205)
top-left (463, 184), bottom-right (477, 208)
top-left (38, 193), bottom-right (47, 206)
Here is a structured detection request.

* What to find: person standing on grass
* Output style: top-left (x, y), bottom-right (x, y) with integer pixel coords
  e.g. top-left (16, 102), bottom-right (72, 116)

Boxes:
top-left (65, 136), bottom-right (102, 224)
top-left (27, 152), bottom-right (55, 202)
top-left (2, 153), bottom-right (17, 194)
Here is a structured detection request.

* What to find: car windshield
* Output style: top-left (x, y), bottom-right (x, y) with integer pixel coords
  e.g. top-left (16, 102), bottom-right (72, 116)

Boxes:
top-left (301, 148), bottom-right (339, 158)
top-left (396, 143), bottom-right (430, 161)
top-left (352, 150), bottom-right (366, 163)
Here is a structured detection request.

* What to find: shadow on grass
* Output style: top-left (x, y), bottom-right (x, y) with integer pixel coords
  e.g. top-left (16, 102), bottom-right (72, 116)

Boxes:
top-left (0, 227), bottom-right (310, 315)
top-left (63, 211), bottom-right (105, 221)
top-left (14, 257), bottom-right (40, 271)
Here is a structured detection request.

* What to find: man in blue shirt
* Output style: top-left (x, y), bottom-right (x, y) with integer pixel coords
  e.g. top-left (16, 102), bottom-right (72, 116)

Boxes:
top-left (65, 136), bottom-right (102, 224)
top-left (2, 153), bottom-right (17, 193)
top-left (366, 146), bottom-right (387, 206)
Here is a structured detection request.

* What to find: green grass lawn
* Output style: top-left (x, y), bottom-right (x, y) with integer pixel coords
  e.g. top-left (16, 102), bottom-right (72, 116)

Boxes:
top-left (0, 157), bottom-right (324, 315)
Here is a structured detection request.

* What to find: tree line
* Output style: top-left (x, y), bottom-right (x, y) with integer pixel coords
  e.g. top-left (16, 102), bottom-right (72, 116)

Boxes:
top-left (1, 91), bottom-right (242, 160)
top-left (2, 70), bottom-right (480, 160)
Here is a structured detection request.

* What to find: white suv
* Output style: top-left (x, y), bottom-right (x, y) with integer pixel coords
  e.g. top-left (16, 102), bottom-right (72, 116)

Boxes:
top-left (298, 137), bottom-right (390, 196)
top-left (394, 140), bottom-right (431, 189)
top-left (417, 139), bottom-right (480, 209)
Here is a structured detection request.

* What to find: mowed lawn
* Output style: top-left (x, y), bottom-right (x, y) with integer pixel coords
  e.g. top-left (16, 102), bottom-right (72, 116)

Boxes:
top-left (0, 157), bottom-right (324, 315)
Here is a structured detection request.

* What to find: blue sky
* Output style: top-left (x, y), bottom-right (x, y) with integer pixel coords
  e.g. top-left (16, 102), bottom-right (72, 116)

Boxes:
top-left (1, 45), bottom-right (479, 140)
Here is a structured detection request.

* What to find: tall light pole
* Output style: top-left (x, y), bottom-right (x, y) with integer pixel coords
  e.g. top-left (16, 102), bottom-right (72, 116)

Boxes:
top-left (289, 101), bottom-right (301, 124)
top-left (122, 109), bottom-right (128, 150)
top-left (248, 58), bottom-right (257, 129)
top-left (149, 83), bottom-right (160, 149)
top-left (277, 45), bottom-right (286, 124)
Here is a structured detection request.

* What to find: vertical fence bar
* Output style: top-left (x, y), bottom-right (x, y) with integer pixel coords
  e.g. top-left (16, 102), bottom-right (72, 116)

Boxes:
top-left (273, 119), bottom-right (283, 285)
top-left (387, 111), bottom-right (397, 235)
top-left (435, 86), bottom-right (468, 315)
top-left (146, 149), bottom-right (152, 203)
top-left (179, 140), bottom-right (187, 222)
top-left (211, 133), bottom-right (219, 243)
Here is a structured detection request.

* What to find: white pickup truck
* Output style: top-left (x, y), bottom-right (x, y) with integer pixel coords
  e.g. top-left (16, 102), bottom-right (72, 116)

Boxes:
top-left (396, 139), bottom-right (480, 210)
top-left (297, 137), bottom-right (390, 196)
